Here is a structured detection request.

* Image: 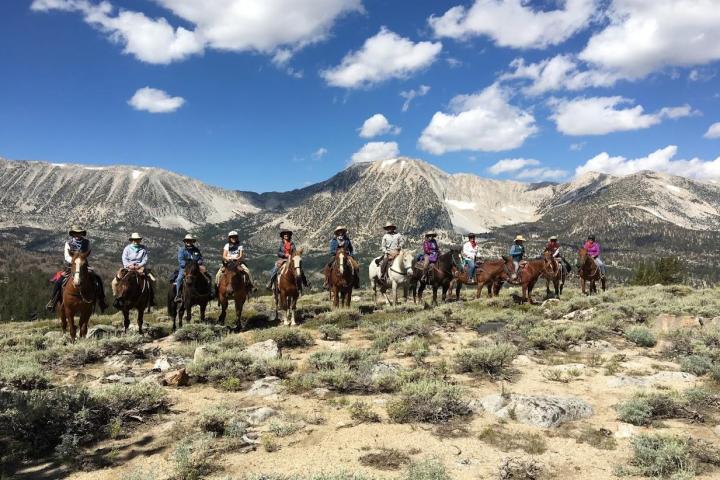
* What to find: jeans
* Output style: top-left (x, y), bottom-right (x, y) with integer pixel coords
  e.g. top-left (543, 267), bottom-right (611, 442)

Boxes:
top-left (175, 269), bottom-right (184, 294)
top-left (464, 258), bottom-right (476, 280)
top-left (594, 256), bottom-right (606, 275)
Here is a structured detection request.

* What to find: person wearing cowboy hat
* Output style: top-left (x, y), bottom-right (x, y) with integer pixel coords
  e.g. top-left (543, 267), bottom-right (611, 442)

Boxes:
top-left (509, 235), bottom-right (526, 271)
top-left (323, 226), bottom-right (360, 289)
top-left (267, 229), bottom-right (309, 290)
top-left (216, 230), bottom-right (255, 291)
top-left (545, 235), bottom-right (573, 273)
top-left (46, 225), bottom-right (108, 312)
top-left (582, 235), bottom-right (606, 276)
top-left (174, 233), bottom-right (209, 303)
top-left (462, 233), bottom-right (481, 283)
top-left (379, 222), bottom-right (404, 281)
top-left (112, 233), bottom-right (155, 309)
top-left (418, 231), bottom-right (440, 283)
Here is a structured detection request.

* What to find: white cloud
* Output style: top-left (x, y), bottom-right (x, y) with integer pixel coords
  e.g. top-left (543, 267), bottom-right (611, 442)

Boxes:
top-left (312, 147), bottom-right (328, 159)
top-left (570, 142), bottom-right (586, 151)
top-left (351, 141), bottom-right (399, 163)
top-left (576, 145), bottom-right (720, 180)
top-left (358, 114), bottom-right (400, 138)
top-left (400, 85), bottom-right (431, 112)
top-left (418, 83), bottom-right (537, 154)
top-left (321, 27), bottom-right (442, 89)
top-left (705, 123), bottom-right (720, 140)
top-left (514, 167), bottom-right (568, 181)
top-left (487, 158), bottom-right (539, 175)
top-left (429, 0), bottom-right (597, 49)
top-left (580, 0), bottom-right (720, 79)
top-left (550, 96), bottom-right (695, 136)
top-left (128, 87), bottom-right (185, 113)
top-left (32, 0), bottom-right (362, 65)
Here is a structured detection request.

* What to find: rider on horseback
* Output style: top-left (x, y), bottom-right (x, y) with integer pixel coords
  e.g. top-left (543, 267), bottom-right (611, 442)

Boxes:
top-left (509, 235), bottom-right (526, 272)
top-left (462, 233), bottom-right (481, 284)
top-left (216, 231), bottom-right (255, 292)
top-left (418, 232), bottom-right (440, 283)
top-left (174, 234), bottom-right (211, 303)
top-left (46, 225), bottom-right (108, 312)
top-left (111, 232), bottom-right (156, 309)
top-left (323, 226), bottom-right (360, 289)
top-left (380, 222), bottom-right (404, 283)
top-left (267, 229), bottom-right (309, 290)
top-left (545, 235), bottom-right (573, 273)
top-left (583, 235), bottom-right (606, 276)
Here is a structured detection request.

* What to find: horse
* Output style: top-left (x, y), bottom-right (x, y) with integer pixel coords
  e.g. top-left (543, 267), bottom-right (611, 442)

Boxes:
top-left (450, 256), bottom-right (515, 300)
top-left (413, 249), bottom-right (463, 306)
top-left (541, 250), bottom-right (566, 298)
top-left (217, 259), bottom-right (251, 331)
top-left (578, 247), bottom-right (606, 295)
top-left (328, 247), bottom-right (354, 308)
top-left (369, 249), bottom-right (414, 305)
top-left (513, 259), bottom-right (549, 304)
top-left (168, 260), bottom-right (212, 331)
top-left (115, 268), bottom-right (150, 334)
top-left (274, 248), bottom-right (303, 326)
top-left (58, 251), bottom-right (97, 340)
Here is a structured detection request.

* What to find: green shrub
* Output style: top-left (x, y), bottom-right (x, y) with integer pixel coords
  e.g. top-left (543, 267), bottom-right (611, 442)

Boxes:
top-left (187, 349), bottom-right (294, 383)
top-left (171, 433), bottom-right (215, 480)
top-left (253, 326), bottom-right (314, 348)
top-left (454, 342), bottom-right (517, 376)
top-left (319, 324), bottom-right (342, 341)
top-left (710, 364), bottom-right (720, 383)
top-left (680, 355), bottom-right (713, 376)
top-left (387, 380), bottom-right (470, 424)
top-left (348, 401), bottom-right (381, 423)
top-left (625, 326), bottom-right (657, 347)
top-left (403, 458), bottom-right (450, 480)
top-left (478, 426), bottom-right (547, 454)
top-left (93, 382), bottom-right (168, 419)
top-left (628, 434), bottom-right (694, 478)
top-left (0, 355), bottom-right (51, 390)
top-left (615, 390), bottom-right (708, 426)
top-left (366, 315), bottom-right (435, 351)
top-left (631, 257), bottom-right (684, 286)
top-left (173, 324), bottom-right (226, 343)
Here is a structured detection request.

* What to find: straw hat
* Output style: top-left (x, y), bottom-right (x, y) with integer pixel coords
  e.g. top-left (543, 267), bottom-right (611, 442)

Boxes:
top-left (128, 232), bottom-right (142, 241)
top-left (514, 235), bottom-right (526, 242)
top-left (183, 234), bottom-right (197, 242)
top-left (549, 235), bottom-right (557, 241)
top-left (334, 225), bottom-right (347, 234)
top-left (68, 225), bottom-right (87, 236)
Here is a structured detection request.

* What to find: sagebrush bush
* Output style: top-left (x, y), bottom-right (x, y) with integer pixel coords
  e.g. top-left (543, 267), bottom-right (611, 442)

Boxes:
top-left (386, 380), bottom-right (470, 424)
top-left (348, 401), bottom-right (381, 423)
top-left (300, 348), bottom-right (400, 393)
top-left (188, 349), bottom-right (294, 383)
top-left (625, 326), bottom-right (657, 347)
top-left (173, 324), bottom-right (226, 343)
top-left (628, 434), bottom-right (694, 478)
top-left (402, 458), bottom-right (450, 480)
top-left (171, 433), bottom-right (215, 480)
top-left (253, 326), bottom-right (314, 348)
top-left (93, 382), bottom-right (168, 419)
top-left (0, 355), bottom-right (51, 390)
top-left (195, 406), bottom-right (248, 437)
top-left (680, 355), bottom-right (713, 376)
top-left (614, 389), bottom-right (714, 426)
top-left (319, 324), bottom-right (342, 341)
top-left (454, 342), bottom-right (517, 376)
top-left (366, 314), bottom-right (435, 351)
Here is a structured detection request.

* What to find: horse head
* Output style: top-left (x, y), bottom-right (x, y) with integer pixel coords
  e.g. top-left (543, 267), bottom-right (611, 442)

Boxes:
top-left (501, 255), bottom-right (517, 282)
top-left (291, 248), bottom-right (303, 278)
top-left (335, 247), bottom-right (346, 276)
top-left (71, 251), bottom-right (90, 287)
top-left (578, 247), bottom-right (589, 270)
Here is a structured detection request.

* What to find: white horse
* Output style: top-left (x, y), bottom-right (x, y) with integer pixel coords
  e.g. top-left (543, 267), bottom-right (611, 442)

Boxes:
top-left (369, 250), bottom-right (414, 305)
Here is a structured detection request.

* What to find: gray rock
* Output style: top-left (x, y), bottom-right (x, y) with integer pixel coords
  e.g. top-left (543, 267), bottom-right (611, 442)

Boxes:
top-left (371, 362), bottom-right (400, 381)
top-left (246, 406), bottom-right (278, 425)
top-left (247, 376), bottom-right (284, 397)
top-left (570, 340), bottom-right (617, 353)
top-left (312, 387), bottom-right (331, 399)
top-left (103, 374), bottom-right (137, 384)
top-left (153, 356), bottom-right (172, 372)
top-left (714, 425), bottom-right (720, 438)
top-left (607, 371), bottom-right (697, 388)
top-left (562, 308), bottom-right (595, 321)
top-left (245, 339), bottom-right (280, 360)
top-left (615, 423), bottom-right (637, 439)
top-left (86, 324), bottom-right (118, 339)
top-left (480, 394), bottom-right (593, 428)
top-left (193, 346), bottom-right (209, 363)
top-left (104, 351), bottom-right (134, 370)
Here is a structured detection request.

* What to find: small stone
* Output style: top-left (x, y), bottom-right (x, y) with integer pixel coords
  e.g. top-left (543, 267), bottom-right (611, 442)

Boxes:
top-left (86, 324), bottom-right (118, 339)
top-left (513, 355), bottom-right (534, 366)
top-left (163, 368), bottom-right (189, 387)
top-left (371, 362), bottom-right (400, 381)
top-left (652, 314), bottom-right (702, 334)
top-left (193, 346), bottom-right (209, 363)
top-left (548, 363), bottom-right (587, 373)
top-left (246, 407), bottom-right (277, 424)
top-left (480, 393), bottom-right (593, 428)
top-left (615, 423), bottom-right (637, 439)
top-left (153, 356), bottom-right (172, 372)
top-left (245, 340), bottom-right (280, 360)
top-left (312, 387), bottom-right (331, 399)
top-left (247, 376), bottom-right (284, 397)
top-left (571, 340), bottom-right (617, 353)
top-left (104, 352), bottom-right (134, 370)
top-left (607, 371), bottom-right (697, 388)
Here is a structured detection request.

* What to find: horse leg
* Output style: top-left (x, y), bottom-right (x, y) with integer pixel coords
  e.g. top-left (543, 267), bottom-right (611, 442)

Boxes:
top-left (67, 309), bottom-right (77, 341)
top-left (200, 303), bottom-right (207, 323)
top-left (545, 278), bottom-right (551, 298)
top-left (527, 280), bottom-right (537, 305)
top-left (122, 308), bottom-right (131, 333)
top-left (601, 277), bottom-right (607, 291)
top-left (79, 309), bottom-right (90, 338)
top-left (59, 304), bottom-right (67, 334)
top-left (332, 287), bottom-right (339, 309)
top-left (580, 277), bottom-right (587, 295)
top-left (441, 284), bottom-right (449, 303)
top-left (432, 285), bottom-right (438, 306)
top-left (218, 295), bottom-right (228, 325)
top-left (402, 283), bottom-right (408, 303)
top-left (235, 295), bottom-right (246, 332)
top-left (290, 296), bottom-right (297, 326)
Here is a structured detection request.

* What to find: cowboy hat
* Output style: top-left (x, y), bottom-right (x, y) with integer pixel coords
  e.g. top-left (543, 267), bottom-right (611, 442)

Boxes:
top-left (383, 222), bottom-right (396, 230)
top-left (514, 235), bottom-right (526, 242)
top-left (279, 229), bottom-right (293, 237)
top-left (183, 234), bottom-right (197, 242)
top-left (128, 232), bottom-right (142, 241)
top-left (334, 225), bottom-right (347, 234)
top-left (228, 230), bottom-right (239, 237)
top-left (549, 235), bottom-right (557, 240)
top-left (425, 231), bottom-right (437, 237)
top-left (68, 225), bottom-right (86, 236)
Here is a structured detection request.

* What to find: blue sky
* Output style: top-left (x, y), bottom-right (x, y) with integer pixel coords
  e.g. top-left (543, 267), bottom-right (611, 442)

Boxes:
top-left (1, 0), bottom-right (720, 192)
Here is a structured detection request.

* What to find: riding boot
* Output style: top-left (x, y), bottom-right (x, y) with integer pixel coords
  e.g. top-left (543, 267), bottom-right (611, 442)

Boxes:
top-left (149, 282), bottom-right (156, 307)
top-left (353, 274), bottom-right (360, 289)
top-left (266, 274), bottom-right (276, 291)
top-left (302, 273), bottom-right (309, 288)
top-left (95, 276), bottom-right (109, 312)
top-left (174, 283), bottom-right (182, 303)
top-left (46, 282), bottom-right (61, 312)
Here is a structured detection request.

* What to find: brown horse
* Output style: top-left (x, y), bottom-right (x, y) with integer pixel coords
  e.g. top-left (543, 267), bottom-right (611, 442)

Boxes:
top-left (58, 251), bottom-right (97, 340)
top-left (413, 250), bottom-right (463, 306)
top-left (218, 259), bottom-right (251, 331)
top-left (274, 248), bottom-right (303, 325)
top-left (514, 259), bottom-right (550, 304)
top-left (541, 251), bottom-right (566, 298)
top-left (115, 269), bottom-right (150, 334)
top-left (169, 260), bottom-right (212, 331)
top-left (328, 247), bottom-right (354, 308)
top-left (578, 247), bottom-right (606, 295)
top-left (472, 256), bottom-right (516, 299)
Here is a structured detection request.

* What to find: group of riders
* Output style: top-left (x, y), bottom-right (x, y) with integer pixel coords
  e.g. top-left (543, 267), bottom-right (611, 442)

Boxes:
top-left (46, 223), bottom-right (607, 311)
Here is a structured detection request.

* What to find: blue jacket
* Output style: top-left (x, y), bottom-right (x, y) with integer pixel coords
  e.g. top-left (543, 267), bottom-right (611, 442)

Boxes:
top-left (509, 243), bottom-right (525, 261)
top-left (67, 237), bottom-right (90, 253)
top-left (329, 237), bottom-right (354, 257)
top-left (178, 245), bottom-right (204, 269)
top-left (277, 240), bottom-right (296, 259)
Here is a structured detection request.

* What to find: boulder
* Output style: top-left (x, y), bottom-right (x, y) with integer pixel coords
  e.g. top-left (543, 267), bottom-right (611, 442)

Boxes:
top-left (562, 308), bottom-right (595, 321)
top-left (247, 376), bottom-right (284, 397)
top-left (652, 314), bottom-right (702, 334)
top-left (371, 362), bottom-right (400, 381)
top-left (102, 374), bottom-right (137, 384)
top-left (607, 371), bottom-right (697, 388)
top-left (245, 339), bottom-right (280, 360)
top-left (153, 356), bottom-right (173, 372)
top-left (163, 368), bottom-right (189, 387)
top-left (193, 346), bottom-right (209, 363)
top-left (615, 423), bottom-right (637, 439)
top-left (480, 394), bottom-right (593, 428)
top-left (570, 340), bottom-right (617, 353)
top-left (104, 351), bottom-right (135, 370)
top-left (86, 324), bottom-right (118, 339)
top-left (246, 406), bottom-right (278, 425)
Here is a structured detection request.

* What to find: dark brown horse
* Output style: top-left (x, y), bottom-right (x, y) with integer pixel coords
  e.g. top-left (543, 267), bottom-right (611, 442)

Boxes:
top-left (58, 251), bottom-right (97, 340)
top-left (413, 249), bottom-right (463, 306)
top-left (168, 261), bottom-right (212, 331)
top-left (274, 248), bottom-right (303, 325)
top-left (514, 259), bottom-right (550, 304)
top-left (328, 247), bottom-right (354, 308)
top-left (115, 268), bottom-right (150, 334)
top-left (218, 259), bottom-right (251, 331)
top-left (578, 247), bottom-right (606, 295)
top-left (472, 256), bottom-right (516, 299)
top-left (541, 251), bottom-right (566, 298)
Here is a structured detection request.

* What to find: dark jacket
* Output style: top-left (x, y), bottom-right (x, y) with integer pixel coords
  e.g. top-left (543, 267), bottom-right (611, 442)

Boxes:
top-left (277, 240), bottom-right (296, 259)
top-left (329, 236), bottom-right (354, 257)
top-left (178, 245), bottom-right (204, 269)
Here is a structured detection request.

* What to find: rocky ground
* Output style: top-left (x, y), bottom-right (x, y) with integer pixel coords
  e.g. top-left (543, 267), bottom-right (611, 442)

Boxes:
top-left (2, 284), bottom-right (720, 480)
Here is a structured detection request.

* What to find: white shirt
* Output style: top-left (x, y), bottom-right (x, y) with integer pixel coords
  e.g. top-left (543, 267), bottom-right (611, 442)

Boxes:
top-left (381, 232), bottom-right (404, 253)
top-left (462, 241), bottom-right (480, 261)
top-left (223, 243), bottom-right (244, 260)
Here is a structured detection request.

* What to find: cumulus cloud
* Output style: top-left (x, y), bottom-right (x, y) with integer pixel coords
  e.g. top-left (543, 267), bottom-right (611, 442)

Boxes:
top-left (514, 167), bottom-right (568, 181)
top-left (429, 0), bottom-right (596, 49)
top-left (358, 114), bottom-right (400, 138)
top-left (32, 0), bottom-right (362, 64)
top-left (128, 87), bottom-right (185, 113)
top-left (576, 145), bottom-right (720, 181)
top-left (704, 122), bottom-right (720, 139)
top-left (487, 158), bottom-right (539, 175)
top-left (549, 96), bottom-right (695, 136)
top-left (351, 141), bottom-right (399, 163)
top-left (312, 147), bottom-right (328, 159)
top-left (418, 83), bottom-right (537, 154)
top-left (400, 85), bottom-right (431, 112)
top-left (579, 0), bottom-right (720, 79)
top-left (321, 28), bottom-right (442, 89)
